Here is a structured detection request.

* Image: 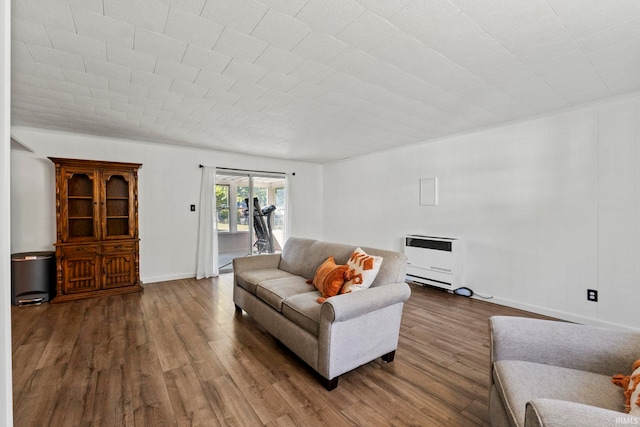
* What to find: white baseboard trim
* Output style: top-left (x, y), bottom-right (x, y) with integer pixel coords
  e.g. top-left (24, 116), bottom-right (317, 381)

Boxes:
top-left (481, 295), bottom-right (639, 332)
top-left (142, 273), bottom-right (197, 284)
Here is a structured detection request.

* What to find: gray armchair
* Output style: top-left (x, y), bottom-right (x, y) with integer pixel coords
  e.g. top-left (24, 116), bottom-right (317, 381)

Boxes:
top-left (488, 316), bottom-right (640, 427)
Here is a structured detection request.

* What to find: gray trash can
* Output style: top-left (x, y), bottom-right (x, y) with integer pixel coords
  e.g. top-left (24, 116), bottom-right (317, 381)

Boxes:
top-left (11, 251), bottom-right (55, 305)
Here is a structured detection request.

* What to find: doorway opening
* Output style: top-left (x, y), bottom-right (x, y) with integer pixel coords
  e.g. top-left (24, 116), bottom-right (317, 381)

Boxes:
top-left (215, 171), bottom-right (286, 272)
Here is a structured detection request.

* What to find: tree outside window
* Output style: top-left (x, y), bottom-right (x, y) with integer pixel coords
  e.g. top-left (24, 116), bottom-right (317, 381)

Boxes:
top-left (236, 186), bottom-right (268, 231)
top-left (274, 187), bottom-right (285, 229)
top-left (215, 184), bottom-right (230, 232)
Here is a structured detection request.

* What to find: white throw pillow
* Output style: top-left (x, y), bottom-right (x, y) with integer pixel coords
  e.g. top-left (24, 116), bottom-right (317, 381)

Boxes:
top-left (629, 362), bottom-right (640, 416)
top-left (342, 247), bottom-right (383, 293)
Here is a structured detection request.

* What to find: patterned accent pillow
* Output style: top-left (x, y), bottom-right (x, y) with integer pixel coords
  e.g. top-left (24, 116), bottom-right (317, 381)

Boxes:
top-left (342, 247), bottom-right (383, 294)
top-left (612, 359), bottom-right (640, 415)
top-left (629, 361), bottom-right (640, 416)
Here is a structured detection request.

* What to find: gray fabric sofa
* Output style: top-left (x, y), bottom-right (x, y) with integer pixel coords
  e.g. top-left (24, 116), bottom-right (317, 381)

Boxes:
top-left (233, 237), bottom-right (410, 390)
top-left (489, 316), bottom-right (640, 426)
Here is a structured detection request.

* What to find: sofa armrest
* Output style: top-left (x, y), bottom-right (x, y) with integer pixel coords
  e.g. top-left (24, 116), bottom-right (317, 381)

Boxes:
top-left (321, 282), bottom-right (411, 322)
top-left (318, 282), bottom-right (411, 380)
top-left (525, 399), bottom-right (637, 427)
top-left (232, 253), bottom-right (281, 276)
top-left (489, 316), bottom-right (640, 376)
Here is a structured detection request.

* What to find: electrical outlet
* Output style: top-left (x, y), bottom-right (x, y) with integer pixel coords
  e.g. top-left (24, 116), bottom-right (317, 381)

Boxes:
top-left (190, 204), bottom-right (196, 212)
top-left (587, 289), bottom-right (598, 302)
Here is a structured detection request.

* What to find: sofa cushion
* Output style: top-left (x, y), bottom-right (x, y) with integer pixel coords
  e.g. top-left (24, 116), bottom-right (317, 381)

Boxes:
top-left (280, 237), bottom-right (355, 280)
top-left (255, 276), bottom-right (316, 312)
top-left (279, 237), bottom-right (317, 278)
top-left (493, 360), bottom-right (624, 426)
top-left (282, 292), bottom-right (322, 337)
top-left (236, 268), bottom-right (296, 295)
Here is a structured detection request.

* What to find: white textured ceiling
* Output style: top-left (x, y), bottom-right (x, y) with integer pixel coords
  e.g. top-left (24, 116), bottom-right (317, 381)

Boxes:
top-left (10, 0), bottom-right (640, 163)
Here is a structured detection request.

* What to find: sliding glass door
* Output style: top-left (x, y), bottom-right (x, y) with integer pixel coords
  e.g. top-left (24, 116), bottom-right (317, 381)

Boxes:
top-left (215, 171), bottom-right (286, 272)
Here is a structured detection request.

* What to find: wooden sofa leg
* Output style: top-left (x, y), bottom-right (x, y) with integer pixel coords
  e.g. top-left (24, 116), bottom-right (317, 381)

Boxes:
top-left (382, 350), bottom-right (396, 363)
top-left (234, 304), bottom-right (242, 313)
top-left (321, 376), bottom-right (339, 391)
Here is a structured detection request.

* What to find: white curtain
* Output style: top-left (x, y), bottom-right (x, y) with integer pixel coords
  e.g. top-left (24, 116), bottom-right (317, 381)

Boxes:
top-left (284, 174), bottom-right (291, 242)
top-left (195, 166), bottom-right (219, 279)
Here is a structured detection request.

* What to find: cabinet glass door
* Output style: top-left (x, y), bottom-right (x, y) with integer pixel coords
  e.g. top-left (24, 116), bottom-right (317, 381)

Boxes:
top-left (103, 173), bottom-right (133, 238)
top-left (66, 172), bottom-right (97, 240)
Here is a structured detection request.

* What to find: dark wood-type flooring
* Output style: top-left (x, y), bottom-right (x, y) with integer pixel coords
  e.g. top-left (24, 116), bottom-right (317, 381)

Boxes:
top-left (12, 274), bottom-right (551, 426)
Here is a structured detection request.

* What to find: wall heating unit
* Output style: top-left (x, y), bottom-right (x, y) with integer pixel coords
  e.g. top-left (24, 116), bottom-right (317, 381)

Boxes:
top-left (404, 235), bottom-right (462, 290)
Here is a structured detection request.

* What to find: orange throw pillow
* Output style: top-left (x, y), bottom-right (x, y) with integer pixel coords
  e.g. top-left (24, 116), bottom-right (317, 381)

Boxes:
top-left (308, 256), bottom-right (353, 304)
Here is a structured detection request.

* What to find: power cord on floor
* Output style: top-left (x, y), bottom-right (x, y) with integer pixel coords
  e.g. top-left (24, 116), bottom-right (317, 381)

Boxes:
top-left (472, 291), bottom-right (494, 299)
top-left (453, 287), bottom-right (493, 299)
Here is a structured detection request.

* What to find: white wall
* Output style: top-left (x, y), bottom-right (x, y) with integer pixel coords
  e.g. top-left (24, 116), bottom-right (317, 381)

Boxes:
top-left (9, 95), bottom-right (640, 333)
top-left (10, 127), bottom-right (323, 283)
top-left (0, 0), bottom-right (12, 423)
top-left (323, 94), bottom-right (640, 331)
top-left (0, 1), bottom-right (13, 427)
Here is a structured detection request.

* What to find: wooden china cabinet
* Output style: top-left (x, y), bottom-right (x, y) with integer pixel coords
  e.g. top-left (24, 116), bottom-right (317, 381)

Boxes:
top-left (49, 157), bottom-right (143, 302)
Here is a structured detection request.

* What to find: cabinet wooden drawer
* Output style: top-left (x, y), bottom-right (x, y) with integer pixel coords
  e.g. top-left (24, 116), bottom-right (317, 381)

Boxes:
top-left (102, 242), bottom-right (135, 253)
top-left (61, 245), bottom-right (98, 257)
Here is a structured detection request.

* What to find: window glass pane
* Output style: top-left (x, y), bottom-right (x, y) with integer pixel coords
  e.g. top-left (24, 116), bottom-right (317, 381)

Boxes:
top-left (236, 186), bottom-right (268, 208)
top-left (275, 187), bottom-right (285, 208)
top-left (237, 186), bottom-right (249, 202)
top-left (216, 184), bottom-right (229, 232)
top-left (236, 186), bottom-right (249, 231)
top-left (274, 187), bottom-right (285, 230)
top-left (254, 187), bottom-right (268, 207)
